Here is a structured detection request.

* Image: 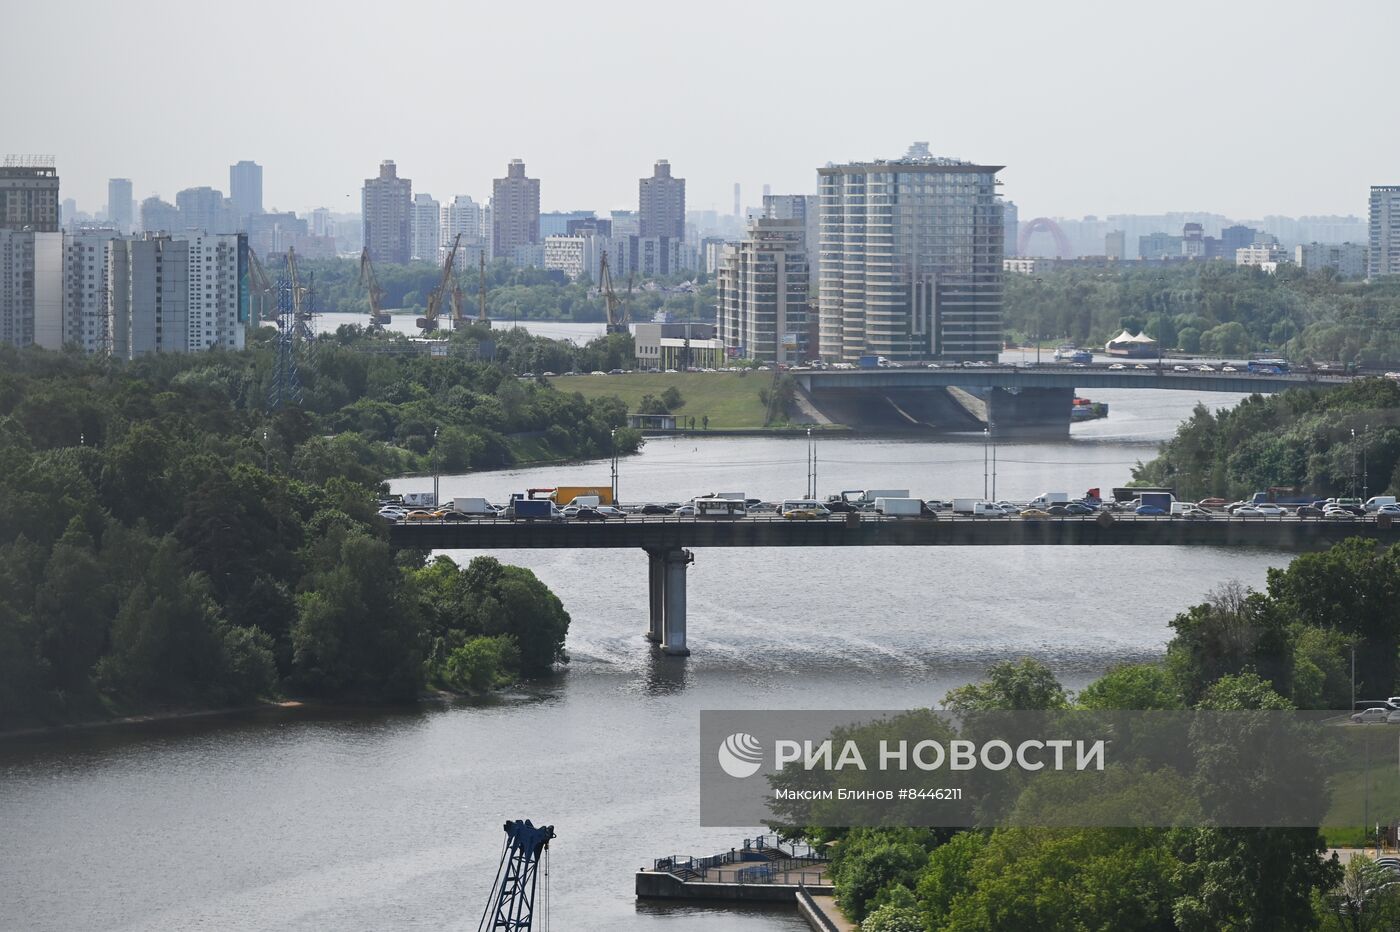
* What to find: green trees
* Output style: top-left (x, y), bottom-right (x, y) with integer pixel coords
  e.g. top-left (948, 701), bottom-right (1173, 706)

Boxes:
top-left (0, 339), bottom-right (587, 729)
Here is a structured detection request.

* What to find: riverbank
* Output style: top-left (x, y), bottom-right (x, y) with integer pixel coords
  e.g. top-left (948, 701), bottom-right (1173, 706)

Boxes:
top-left (0, 699), bottom-right (308, 742)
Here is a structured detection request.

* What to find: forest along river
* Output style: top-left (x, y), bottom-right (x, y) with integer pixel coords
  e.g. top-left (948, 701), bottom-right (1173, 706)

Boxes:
top-left (2, 387), bottom-right (1289, 931)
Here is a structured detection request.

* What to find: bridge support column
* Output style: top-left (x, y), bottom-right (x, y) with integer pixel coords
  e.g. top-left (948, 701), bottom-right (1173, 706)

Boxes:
top-left (661, 548), bottom-right (693, 657)
top-left (986, 386), bottom-right (1074, 437)
top-left (645, 548), bottom-right (664, 643)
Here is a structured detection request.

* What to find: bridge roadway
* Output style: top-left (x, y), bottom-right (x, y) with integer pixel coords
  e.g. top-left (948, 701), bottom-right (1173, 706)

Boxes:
top-left (388, 513), bottom-right (1395, 656)
top-left (791, 364), bottom-right (1352, 395)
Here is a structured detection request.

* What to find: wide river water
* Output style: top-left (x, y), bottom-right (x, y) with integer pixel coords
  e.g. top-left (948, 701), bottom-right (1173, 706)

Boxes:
top-left (2, 385), bottom-right (1294, 931)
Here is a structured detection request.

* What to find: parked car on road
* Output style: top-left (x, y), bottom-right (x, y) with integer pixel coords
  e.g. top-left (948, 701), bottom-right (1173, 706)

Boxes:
top-left (1135, 505), bottom-right (1166, 516)
top-left (1353, 707), bottom-right (1391, 724)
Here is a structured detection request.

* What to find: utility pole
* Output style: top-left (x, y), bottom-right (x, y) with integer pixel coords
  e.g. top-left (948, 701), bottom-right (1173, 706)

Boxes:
top-left (991, 423), bottom-right (998, 501)
top-left (1034, 277), bottom-right (1043, 366)
top-left (611, 428), bottom-right (619, 503)
top-left (806, 428), bottom-right (817, 499)
top-left (433, 427), bottom-right (440, 507)
top-left (983, 427), bottom-right (990, 500)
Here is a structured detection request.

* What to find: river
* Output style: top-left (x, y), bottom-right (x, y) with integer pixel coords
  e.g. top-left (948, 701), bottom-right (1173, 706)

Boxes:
top-left (314, 312), bottom-right (606, 344)
top-left (1, 387), bottom-right (1290, 931)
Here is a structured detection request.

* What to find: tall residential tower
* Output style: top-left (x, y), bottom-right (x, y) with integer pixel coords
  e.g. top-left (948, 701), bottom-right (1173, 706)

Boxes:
top-left (639, 160), bottom-right (685, 239)
top-left (492, 159), bottom-right (540, 262)
top-left (1368, 186), bottom-right (1400, 279)
top-left (818, 144), bottom-right (1004, 362)
top-left (362, 160), bottom-right (413, 265)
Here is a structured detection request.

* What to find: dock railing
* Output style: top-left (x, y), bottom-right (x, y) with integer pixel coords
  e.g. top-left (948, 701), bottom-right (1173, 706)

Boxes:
top-left (652, 836), bottom-right (829, 885)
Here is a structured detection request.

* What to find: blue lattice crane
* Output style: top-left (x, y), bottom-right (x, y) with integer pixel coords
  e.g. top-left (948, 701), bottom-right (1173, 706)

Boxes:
top-left (477, 819), bottom-right (555, 932)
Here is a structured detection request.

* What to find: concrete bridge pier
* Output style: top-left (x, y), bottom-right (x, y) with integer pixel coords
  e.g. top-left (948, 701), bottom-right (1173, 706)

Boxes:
top-left (645, 549), bottom-right (665, 643)
top-left (661, 548), bottom-right (694, 656)
top-left (986, 386), bottom-right (1075, 437)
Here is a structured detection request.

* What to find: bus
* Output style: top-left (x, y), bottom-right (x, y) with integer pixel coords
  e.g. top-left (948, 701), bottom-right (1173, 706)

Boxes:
top-left (1247, 358), bottom-right (1289, 375)
top-left (693, 497), bottom-right (748, 518)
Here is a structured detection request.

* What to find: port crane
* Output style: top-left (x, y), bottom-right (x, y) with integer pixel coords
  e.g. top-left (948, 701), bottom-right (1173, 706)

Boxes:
top-left (598, 250), bottom-right (630, 335)
top-left (358, 247), bottom-right (392, 328)
top-left (477, 819), bottom-right (554, 932)
top-left (245, 248), bottom-right (274, 326)
top-left (418, 233), bottom-right (463, 331)
top-left (286, 246), bottom-right (316, 344)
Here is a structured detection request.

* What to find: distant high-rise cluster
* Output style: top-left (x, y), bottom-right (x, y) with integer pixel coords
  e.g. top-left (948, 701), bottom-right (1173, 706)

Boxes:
top-left (492, 159), bottom-right (541, 266)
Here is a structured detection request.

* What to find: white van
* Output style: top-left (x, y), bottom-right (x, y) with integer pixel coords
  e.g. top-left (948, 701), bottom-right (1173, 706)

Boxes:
top-left (1365, 496), bottom-right (1397, 512)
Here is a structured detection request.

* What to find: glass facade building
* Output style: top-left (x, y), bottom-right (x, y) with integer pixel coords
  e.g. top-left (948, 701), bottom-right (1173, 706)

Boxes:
top-left (818, 150), bottom-right (1003, 361)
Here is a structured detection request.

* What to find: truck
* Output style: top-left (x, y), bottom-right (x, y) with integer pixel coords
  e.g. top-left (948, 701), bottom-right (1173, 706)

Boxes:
top-left (1027, 492), bottom-right (1070, 509)
top-left (953, 499), bottom-right (1005, 516)
top-left (1249, 487), bottom-right (1321, 506)
top-left (707, 491), bottom-right (748, 501)
top-left (873, 497), bottom-right (923, 517)
top-left (830, 489), bottom-right (911, 509)
top-left (1139, 492), bottom-right (1175, 513)
top-left (1365, 496), bottom-right (1398, 512)
top-left (451, 497), bottom-right (493, 516)
top-left (857, 355), bottom-right (890, 369)
top-left (507, 499), bottom-right (561, 521)
top-left (402, 491), bottom-right (437, 508)
top-left (550, 485), bottom-right (615, 507)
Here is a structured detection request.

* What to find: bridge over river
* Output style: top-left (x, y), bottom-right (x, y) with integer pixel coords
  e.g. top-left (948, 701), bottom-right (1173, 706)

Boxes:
top-left (788, 365), bottom-right (1351, 433)
top-left (389, 512), bottom-right (1392, 656)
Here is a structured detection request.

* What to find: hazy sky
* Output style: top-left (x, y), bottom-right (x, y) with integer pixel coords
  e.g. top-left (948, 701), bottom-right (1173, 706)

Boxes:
top-left (7, 0), bottom-right (1397, 221)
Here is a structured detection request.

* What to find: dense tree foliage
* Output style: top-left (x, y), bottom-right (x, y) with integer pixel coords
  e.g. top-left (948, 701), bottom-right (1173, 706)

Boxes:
top-left (0, 334), bottom-right (616, 728)
top-left (1004, 264), bottom-right (1400, 366)
top-left (1133, 378), bottom-right (1400, 502)
top-left (796, 529), bottom-right (1400, 931)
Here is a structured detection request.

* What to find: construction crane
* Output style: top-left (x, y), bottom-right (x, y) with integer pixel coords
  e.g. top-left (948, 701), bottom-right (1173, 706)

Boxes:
top-left (598, 250), bottom-right (629, 335)
top-left (478, 820), bottom-right (554, 932)
top-left (418, 233), bottom-right (462, 331)
top-left (245, 248), bottom-right (275, 326)
top-left (286, 246), bottom-right (316, 344)
top-left (358, 248), bottom-right (392, 328)
top-left (477, 250), bottom-right (491, 327)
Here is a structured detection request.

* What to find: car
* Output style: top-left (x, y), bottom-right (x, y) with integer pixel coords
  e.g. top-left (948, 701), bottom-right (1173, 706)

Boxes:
top-left (664, 368), bottom-right (679, 374)
top-left (1135, 505), bottom-right (1166, 516)
top-left (674, 504), bottom-right (696, 516)
top-left (994, 501), bottom-right (1022, 514)
top-left (590, 370), bottom-right (608, 376)
top-left (1377, 504), bottom-right (1400, 516)
top-left (1222, 365), bottom-right (1238, 372)
top-left (1134, 364), bottom-right (1150, 369)
top-left (439, 511), bottom-right (473, 522)
top-left (823, 499), bottom-right (860, 513)
top-left (1356, 700), bottom-right (1399, 712)
top-left (1180, 508), bottom-right (1213, 521)
top-left (573, 507), bottom-right (607, 521)
top-left (925, 362), bottom-right (941, 369)
top-left (376, 508), bottom-right (404, 521)
top-left (608, 368), bottom-right (624, 375)
top-left (542, 371), bottom-right (557, 377)
top-left (1019, 508), bottom-right (1051, 520)
top-left (1197, 498), bottom-right (1227, 509)
top-left (1353, 707), bottom-right (1391, 724)
top-left (1173, 365), bottom-right (1190, 372)
top-left (747, 501), bottom-right (779, 514)
top-left (1065, 502), bottom-right (1096, 515)
top-left (639, 503), bottom-right (673, 515)
top-left (1232, 506), bottom-right (1264, 516)
top-left (520, 372), bottom-right (535, 379)
top-left (1108, 363), bottom-right (1126, 370)
top-left (595, 505), bottom-right (626, 518)
top-left (1047, 504), bottom-right (1071, 516)
top-left (1252, 504), bottom-right (1288, 516)
top-left (1324, 509), bottom-right (1357, 521)
top-left (1295, 505), bottom-right (1324, 518)
top-left (1070, 362), bottom-right (1087, 368)
top-left (1196, 365), bottom-right (1215, 372)
top-left (404, 510), bottom-right (438, 521)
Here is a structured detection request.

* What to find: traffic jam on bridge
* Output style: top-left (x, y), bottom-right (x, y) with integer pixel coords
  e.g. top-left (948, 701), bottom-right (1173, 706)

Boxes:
top-left (379, 486), bottom-right (1400, 527)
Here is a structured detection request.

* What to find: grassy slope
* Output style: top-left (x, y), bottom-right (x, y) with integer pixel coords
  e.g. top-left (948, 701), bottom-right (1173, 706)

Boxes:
top-left (547, 371), bottom-right (774, 428)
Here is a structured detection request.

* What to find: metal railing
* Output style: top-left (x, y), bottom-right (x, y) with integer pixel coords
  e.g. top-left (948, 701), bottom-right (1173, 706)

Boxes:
top-left (388, 510), bottom-right (1400, 527)
top-left (798, 885), bottom-right (843, 932)
top-left (652, 835), bottom-right (829, 886)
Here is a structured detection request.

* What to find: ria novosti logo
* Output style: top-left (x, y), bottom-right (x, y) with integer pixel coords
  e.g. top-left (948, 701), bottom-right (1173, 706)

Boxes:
top-left (717, 732), bottom-right (764, 778)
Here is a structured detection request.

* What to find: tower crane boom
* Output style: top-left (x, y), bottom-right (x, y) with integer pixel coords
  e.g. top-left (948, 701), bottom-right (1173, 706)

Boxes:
top-left (358, 248), bottom-right (391, 327)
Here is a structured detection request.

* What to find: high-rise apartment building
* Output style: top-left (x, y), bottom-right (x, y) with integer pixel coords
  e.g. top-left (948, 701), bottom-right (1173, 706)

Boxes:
top-left (229, 160), bottom-right (263, 225)
top-left (763, 194), bottom-right (820, 292)
top-left (717, 216), bottom-right (809, 364)
top-left (492, 159), bottom-right (540, 261)
top-left (108, 178), bottom-right (133, 234)
top-left (362, 160), bottom-right (413, 265)
top-left (64, 231), bottom-right (118, 353)
top-left (817, 145), bottom-right (1004, 362)
top-left (1296, 242), bottom-right (1367, 278)
top-left (0, 231), bottom-right (63, 347)
top-left (176, 186), bottom-right (231, 233)
top-left (640, 160), bottom-right (685, 239)
top-left (440, 195), bottom-right (488, 263)
top-left (0, 159), bottom-right (60, 232)
top-left (412, 193), bottom-right (440, 262)
top-left (109, 233), bottom-right (247, 358)
top-left (1001, 200), bottom-right (1019, 257)
top-left (1368, 186), bottom-right (1400, 279)
top-left (140, 196), bottom-right (179, 234)
top-left (1106, 230), bottom-right (1126, 260)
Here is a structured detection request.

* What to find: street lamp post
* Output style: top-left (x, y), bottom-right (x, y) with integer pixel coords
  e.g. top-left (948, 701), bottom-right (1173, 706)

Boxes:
top-left (983, 427), bottom-right (990, 501)
top-left (1034, 277), bottom-right (1043, 366)
top-left (433, 426), bottom-right (440, 507)
top-left (806, 428), bottom-right (817, 499)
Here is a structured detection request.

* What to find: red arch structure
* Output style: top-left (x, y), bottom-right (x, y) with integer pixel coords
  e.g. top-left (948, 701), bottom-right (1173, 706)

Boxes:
top-left (1017, 217), bottom-right (1073, 259)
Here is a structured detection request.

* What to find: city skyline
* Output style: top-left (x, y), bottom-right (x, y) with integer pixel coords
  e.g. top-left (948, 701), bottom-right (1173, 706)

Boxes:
top-left (7, 1), bottom-right (1399, 222)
